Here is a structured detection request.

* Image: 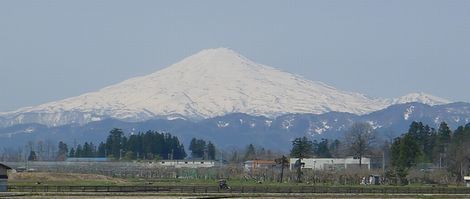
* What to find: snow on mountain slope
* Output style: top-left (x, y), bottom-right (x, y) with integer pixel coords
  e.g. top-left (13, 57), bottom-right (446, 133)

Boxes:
top-left (0, 48), bottom-right (452, 127)
top-left (391, 92), bottom-right (450, 106)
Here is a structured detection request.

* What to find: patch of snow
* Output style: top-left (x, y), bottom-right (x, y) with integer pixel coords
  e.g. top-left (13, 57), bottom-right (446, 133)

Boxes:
top-left (404, 106), bottom-right (415, 120)
top-left (24, 127), bottom-right (35, 133)
top-left (217, 121), bottom-right (230, 128)
top-left (167, 115), bottom-right (186, 120)
top-left (392, 92), bottom-right (450, 106)
top-left (434, 117), bottom-right (440, 124)
top-left (265, 120), bottom-right (272, 127)
top-left (367, 120), bottom-right (382, 129)
top-left (281, 119), bottom-right (294, 130)
top-left (250, 122), bottom-right (256, 128)
top-left (314, 127), bottom-right (327, 134)
top-left (311, 121), bottom-right (331, 135)
top-left (91, 117), bottom-right (101, 122)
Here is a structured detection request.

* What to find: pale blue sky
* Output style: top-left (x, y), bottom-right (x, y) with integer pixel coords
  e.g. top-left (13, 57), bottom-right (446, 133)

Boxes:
top-left (1, 0), bottom-right (469, 112)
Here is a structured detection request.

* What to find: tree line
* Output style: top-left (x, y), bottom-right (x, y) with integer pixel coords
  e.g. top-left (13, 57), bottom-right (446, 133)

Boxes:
top-left (389, 121), bottom-right (470, 184)
top-left (188, 138), bottom-right (216, 160)
top-left (68, 128), bottom-right (188, 160)
top-left (288, 121), bottom-right (470, 184)
top-left (21, 129), bottom-right (219, 162)
top-left (66, 129), bottom-right (221, 161)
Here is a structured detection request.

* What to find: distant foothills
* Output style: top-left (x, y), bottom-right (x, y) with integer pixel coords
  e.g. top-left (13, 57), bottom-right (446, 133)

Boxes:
top-left (0, 101), bottom-right (469, 151)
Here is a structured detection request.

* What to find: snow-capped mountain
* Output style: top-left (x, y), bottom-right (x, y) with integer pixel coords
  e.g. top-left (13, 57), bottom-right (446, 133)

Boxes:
top-left (0, 48), bottom-right (451, 127)
top-left (390, 92), bottom-right (450, 106)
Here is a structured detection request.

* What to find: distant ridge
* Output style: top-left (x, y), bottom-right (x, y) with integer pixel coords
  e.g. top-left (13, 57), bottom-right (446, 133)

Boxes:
top-left (391, 92), bottom-right (450, 105)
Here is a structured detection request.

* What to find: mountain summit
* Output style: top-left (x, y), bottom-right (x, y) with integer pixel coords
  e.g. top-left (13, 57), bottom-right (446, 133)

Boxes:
top-left (391, 92), bottom-right (450, 105)
top-left (0, 48), bottom-right (450, 127)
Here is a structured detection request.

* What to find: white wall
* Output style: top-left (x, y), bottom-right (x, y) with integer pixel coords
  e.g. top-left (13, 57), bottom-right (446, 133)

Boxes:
top-left (158, 160), bottom-right (215, 168)
top-left (290, 157), bottom-right (371, 170)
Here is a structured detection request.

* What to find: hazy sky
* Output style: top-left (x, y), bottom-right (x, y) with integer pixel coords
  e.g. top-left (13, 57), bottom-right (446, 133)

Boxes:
top-left (1, 0), bottom-right (469, 112)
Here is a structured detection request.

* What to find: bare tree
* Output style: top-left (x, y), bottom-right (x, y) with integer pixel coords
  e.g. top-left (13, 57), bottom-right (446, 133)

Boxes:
top-left (344, 122), bottom-right (375, 168)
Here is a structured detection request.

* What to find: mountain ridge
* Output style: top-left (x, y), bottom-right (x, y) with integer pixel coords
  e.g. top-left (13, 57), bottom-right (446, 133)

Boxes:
top-left (1, 101), bottom-right (469, 151)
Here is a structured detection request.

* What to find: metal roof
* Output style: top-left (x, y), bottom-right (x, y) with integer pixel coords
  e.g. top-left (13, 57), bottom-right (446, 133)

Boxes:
top-left (0, 163), bottom-right (12, 170)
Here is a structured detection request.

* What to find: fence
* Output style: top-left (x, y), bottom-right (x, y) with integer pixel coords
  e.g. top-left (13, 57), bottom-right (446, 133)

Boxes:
top-left (7, 185), bottom-right (470, 194)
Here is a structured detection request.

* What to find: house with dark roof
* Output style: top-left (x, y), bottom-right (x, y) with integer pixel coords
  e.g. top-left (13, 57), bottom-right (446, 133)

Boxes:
top-left (0, 163), bottom-right (12, 192)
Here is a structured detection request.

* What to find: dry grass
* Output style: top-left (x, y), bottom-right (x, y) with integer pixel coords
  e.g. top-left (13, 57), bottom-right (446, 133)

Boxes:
top-left (8, 171), bottom-right (128, 186)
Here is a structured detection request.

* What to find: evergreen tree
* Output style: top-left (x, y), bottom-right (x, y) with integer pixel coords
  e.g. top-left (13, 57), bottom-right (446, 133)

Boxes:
top-left (328, 139), bottom-right (341, 157)
top-left (438, 122), bottom-right (452, 144)
top-left (390, 126), bottom-right (423, 185)
top-left (142, 131), bottom-right (155, 159)
top-left (290, 136), bottom-right (314, 158)
top-left (189, 138), bottom-right (206, 159)
top-left (56, 141), bottom-right (68, 161)
top-left (97, 142), bottom-right (106, 157)
top-left (69, 129), bottom-right (188, 161)
top-left (314, 139), bottom-right (332, 158)
top-left (28, 150), bottom-right (37, 161)
top-left (82, 142), bottom-right (92, 157)
top-left (69, 147), bottom-right (75, 158)
top-left (244, 144), bottom-right (256, 160)
top-left (406, 121), bottom-right (437, 162)
top-left (435, 122), bottom-right (452, 167)
top-left (75, 144), bottom-right (82, 158)
top-left (175, 142), bottom-right (187, 160)
top-left (106, 128), bottom-right (124, 159)
top-left (126, 134), bottom-right (141, 158)
top-left (397, 134), bottom-right (421, 168)
top-left (207, 142), bottom-right (216, 160)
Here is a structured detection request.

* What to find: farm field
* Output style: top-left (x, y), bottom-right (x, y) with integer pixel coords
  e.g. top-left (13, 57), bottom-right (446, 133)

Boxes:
top-left (3, 192), bottom-right (470, 199)
top-left (4, 172), bottom-right (470, 199)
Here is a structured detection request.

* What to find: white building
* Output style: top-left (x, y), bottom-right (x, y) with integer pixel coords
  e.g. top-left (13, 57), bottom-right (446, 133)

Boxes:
top-left (290, 157), bottom-right (371, 171)
top-left (158, 160), bottom-right (216, 168)
top-left (243, 160), bottom-right (276, 172)
top-left (464, 176), bottom-right (470, 188)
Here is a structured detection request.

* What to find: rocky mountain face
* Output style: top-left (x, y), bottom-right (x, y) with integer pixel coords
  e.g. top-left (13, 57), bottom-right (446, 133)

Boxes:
top-left (0, 48), bottom-right (450, 128)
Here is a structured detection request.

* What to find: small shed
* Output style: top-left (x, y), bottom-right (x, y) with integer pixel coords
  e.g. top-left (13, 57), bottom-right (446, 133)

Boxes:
top-left (464, 176), bottom-right (470, 188)
top-left (0, 163), bottom-right (12, 192)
